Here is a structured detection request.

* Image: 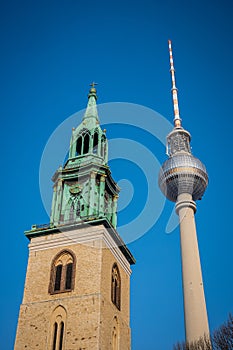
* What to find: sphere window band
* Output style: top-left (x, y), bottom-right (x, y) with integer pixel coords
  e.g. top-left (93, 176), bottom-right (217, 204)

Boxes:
top-left (159, 154), bottom-right (208, 202)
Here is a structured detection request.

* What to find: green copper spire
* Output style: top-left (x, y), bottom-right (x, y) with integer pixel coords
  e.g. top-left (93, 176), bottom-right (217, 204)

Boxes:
top-left (49, 85), bottom-right (120, 229)
top-left (68, 83), bottom-right (107, 164)
top-left (67, 83), bottom-right (100, 160)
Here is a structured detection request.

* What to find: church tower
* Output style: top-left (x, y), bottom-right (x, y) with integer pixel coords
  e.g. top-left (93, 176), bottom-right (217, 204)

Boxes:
top-left (15, 84), bottom-right (135, 350)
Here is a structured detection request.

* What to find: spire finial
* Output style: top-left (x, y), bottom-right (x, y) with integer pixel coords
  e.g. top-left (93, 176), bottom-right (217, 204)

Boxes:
top-left (87, 81), bottom-right (98, 102)
top-left (89, 81), bottom-right (98, 94)
top-left (168, 40), bottom-right (182, 128)
top-left (90, 82), bottom-right (98, 88)
top-left (83, 82), bottom-right (99, 121)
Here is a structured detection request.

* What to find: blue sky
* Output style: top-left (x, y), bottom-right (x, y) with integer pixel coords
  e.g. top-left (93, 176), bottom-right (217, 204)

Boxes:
top-left (1, 0), bottom-right (233, 349)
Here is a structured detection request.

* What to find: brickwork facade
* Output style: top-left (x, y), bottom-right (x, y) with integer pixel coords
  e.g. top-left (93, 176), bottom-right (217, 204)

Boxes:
top-left (14, 225), bottom-right (132, 350)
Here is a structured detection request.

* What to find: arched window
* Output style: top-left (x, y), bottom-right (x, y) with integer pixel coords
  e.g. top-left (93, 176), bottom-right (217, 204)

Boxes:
top-left (50, 306), bottom-right (66, 350)
top-left (76, 135), bottom-right (82, 156)
top-left (49, 250), bottom-right (76, 294)
top-left (75, 129), bottom-right (90, 156)
top-left (83, 132), bottom-right (90, 154)
top-left (93, 131), bottom-right (99, 154)
top-left (111, 264), bottom-right (121, 310)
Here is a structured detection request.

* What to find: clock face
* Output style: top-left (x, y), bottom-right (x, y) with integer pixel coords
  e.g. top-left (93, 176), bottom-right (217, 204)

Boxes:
top-left (69, 184), bottom-right (82, 195)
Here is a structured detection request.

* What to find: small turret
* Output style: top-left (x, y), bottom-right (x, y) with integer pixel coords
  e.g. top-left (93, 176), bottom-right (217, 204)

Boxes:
top-left (67, 83), bottom-right (108, 166)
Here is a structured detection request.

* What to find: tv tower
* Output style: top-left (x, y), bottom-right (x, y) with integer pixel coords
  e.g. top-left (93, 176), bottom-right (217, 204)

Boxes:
top-left (158, 40), bottom-right (210, 343)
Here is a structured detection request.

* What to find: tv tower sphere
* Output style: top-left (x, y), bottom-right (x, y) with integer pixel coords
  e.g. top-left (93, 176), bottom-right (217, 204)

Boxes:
top-left (158, 129), bottom-right (208, 202)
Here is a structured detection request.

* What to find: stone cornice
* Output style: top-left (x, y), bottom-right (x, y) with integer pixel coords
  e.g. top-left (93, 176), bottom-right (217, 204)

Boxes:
top-left (28, 224), bottom-right (133, 276)
top-left (26, 219), bottom-right (135, 266)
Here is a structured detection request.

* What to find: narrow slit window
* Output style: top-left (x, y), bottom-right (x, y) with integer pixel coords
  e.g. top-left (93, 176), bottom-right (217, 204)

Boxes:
top-left (54, 265), bottom-right (62, 291)
top-left (83, 133), bottom-right (89, 154)
top-left (93, 132), bottom-right (98, 154)
top-left (76, 136), bottom-right (82, 155)
top-left (114, 280), bottom-right (118, 305)
top-left (111, 264), bottom-right (121, 310)
top-left (65, 263), bottom-right (73, 290)
top-left (59, 322), bottom-right (64, 350)
top-left (52, 322), bottom-right (58, 350)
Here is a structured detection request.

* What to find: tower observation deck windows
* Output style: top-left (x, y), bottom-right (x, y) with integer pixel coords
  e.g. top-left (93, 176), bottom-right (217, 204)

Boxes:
top-left (49, 250), bottom-right (76, 294)
top-left (167, 131), bottom-right (191, 156)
